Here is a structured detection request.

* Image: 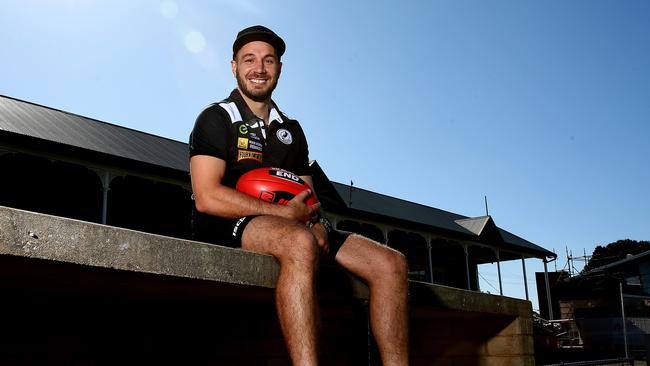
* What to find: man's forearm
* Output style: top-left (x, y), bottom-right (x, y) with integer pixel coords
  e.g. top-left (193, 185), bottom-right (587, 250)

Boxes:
top-left (194, 184), bottom-right (286, 219)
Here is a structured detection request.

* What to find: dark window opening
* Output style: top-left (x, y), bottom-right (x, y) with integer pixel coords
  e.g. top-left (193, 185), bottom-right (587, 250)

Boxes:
top-left (0, 153), bottom-right (102, 223)
top-left (107, 175), bottom-right (192, 239)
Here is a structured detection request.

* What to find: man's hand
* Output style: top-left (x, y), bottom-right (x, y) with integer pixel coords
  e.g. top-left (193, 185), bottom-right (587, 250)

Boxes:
top-left (309, 222), bottom-right (329, 255)
top-left (280, 189), bottom-right (321, 223)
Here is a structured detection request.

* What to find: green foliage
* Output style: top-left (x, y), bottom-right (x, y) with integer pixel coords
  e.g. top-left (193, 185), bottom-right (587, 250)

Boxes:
top-left (582, 239), bottom-right (650, 272)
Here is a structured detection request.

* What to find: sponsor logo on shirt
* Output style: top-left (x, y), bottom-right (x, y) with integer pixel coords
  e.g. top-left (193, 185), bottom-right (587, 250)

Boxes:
top-left (237, 137), bottom-right (249, 149)
top-left (238, 124), bottom-right (249, 134)
top-left (238, 150), bottom-right (263, 162)
top-left (248, 140), bottom-right (263, 151)
top-left (276, 129), bottom-right (293, 145)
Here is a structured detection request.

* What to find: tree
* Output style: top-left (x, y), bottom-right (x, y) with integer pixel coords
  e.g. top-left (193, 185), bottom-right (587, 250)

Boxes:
top-left (582, 239), bottom-right (650, 272)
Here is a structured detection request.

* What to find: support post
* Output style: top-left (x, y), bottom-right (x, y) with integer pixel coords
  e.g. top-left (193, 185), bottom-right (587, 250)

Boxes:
top-left (427, 239), bottom-right (434, 284)
top-left (100, 171), bottom-right (111, 225)
top-left (543, 258), bottom-right (554, 320)
top-left (463, 244), bottom-right (471, 290)
top-left (521, 256), bottom-right (529, 300)
top-left (620, 282), bottom-right (629, 359)
top-left (496, 249), bottom-right (503, 296)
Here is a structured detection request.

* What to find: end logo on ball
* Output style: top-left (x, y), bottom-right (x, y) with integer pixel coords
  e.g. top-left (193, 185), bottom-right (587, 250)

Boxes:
top-left (236, 167), bottom-right (318, 205)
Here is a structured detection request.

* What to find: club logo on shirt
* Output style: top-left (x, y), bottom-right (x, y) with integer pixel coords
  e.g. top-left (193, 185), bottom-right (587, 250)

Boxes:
top-left (238, 150), bottom-right (263, 162)
top-left (276, 129), bottom-right (293, 145)
top-left (237, 137), bottom-right (249, 149)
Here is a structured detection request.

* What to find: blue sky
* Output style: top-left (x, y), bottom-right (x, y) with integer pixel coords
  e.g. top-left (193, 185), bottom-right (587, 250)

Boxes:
top-left (2, 0), bottom-right (649, 312)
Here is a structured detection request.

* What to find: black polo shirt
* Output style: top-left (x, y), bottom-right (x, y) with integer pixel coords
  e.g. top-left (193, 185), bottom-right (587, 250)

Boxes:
top-left (189, 89), bottom-right (310, 244)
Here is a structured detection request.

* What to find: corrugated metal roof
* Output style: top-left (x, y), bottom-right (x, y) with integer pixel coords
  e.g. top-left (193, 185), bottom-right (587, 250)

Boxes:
top-left (333, 182), bottom-right (473, 234)
top-left (498, 228), bottom-right (552, 258)
top-left (0, 95), bottom-right (554, 259)
top-left (332, 182), bottom-right (554, 258)
top-left (0, 95), bottom-right (188, 172)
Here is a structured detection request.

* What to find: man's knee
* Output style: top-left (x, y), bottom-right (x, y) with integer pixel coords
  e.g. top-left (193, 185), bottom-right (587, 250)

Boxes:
top-left (387, 249), bottom-right (408, 278)
top-left (344, 234), bottom-right (409, 283)
top-left (242, 217), bottom-right (318, 267)
top-left (280, 227), bottom-right (319, 266)
top-left (374, 245), bottom-right (409, 282)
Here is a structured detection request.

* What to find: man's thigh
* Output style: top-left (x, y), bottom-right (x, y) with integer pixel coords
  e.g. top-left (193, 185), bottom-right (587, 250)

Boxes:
top-left (333, 234), bottom-right (404, 280)
top-left (240, 215), bottom-right (312, 257)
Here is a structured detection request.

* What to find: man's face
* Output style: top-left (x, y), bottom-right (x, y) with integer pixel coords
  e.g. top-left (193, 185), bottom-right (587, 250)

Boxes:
top-left (232, 41), bottom-right (282, 103)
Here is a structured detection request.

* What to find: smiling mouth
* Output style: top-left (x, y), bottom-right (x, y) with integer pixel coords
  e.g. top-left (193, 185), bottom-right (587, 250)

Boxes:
top-left (250, 78), bottom-right (267, 85)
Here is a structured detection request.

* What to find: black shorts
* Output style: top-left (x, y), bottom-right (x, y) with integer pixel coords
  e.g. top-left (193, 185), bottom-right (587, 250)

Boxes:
top-left (324, 228), bottom-right (351, 260)
top-left (192, 213), bottom-right (350, 260)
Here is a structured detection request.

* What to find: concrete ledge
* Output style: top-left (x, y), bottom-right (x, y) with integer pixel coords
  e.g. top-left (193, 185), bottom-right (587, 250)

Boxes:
top-left (409, 280), bottom-right (531, 318)
top-left (1, 205), bottom-right (279, 288)
top-left (1, 206), bottom-right (528, 315)
top-left (0, 206), bottom-right (534, 365)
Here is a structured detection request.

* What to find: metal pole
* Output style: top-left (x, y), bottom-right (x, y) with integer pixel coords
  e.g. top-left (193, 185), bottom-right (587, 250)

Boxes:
top-left (521, 256), bottom-right (529, 301)
top-left (496, 249), bottom-right (503, 296)
top-left (463, 245), bottom-right (471, 290)
top-left (543, 259), bottom-right (554, 320)
top-left (349, 180), bottom-right (353, 207)
top-left (427, 240), bottom-right (434, 284)
top-left (620, 282), bottom-right (629, 359)
top-left (484, 195), bottom-right (489, 216)
top-left (101, 171), bottom-right (110, 225)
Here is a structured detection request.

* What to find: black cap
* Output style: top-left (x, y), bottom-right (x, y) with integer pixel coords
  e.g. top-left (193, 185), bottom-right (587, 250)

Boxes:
top-left (232, 25), bottom-right (286, 60)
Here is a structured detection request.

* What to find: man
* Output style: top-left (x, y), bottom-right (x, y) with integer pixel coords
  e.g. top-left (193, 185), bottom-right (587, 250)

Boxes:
top-left (189, 25), bottom-right (409, 365)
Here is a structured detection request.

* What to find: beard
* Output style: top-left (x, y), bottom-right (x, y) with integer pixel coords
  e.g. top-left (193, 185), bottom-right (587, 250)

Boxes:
top-left (236, 71), bottom-right (279, 103)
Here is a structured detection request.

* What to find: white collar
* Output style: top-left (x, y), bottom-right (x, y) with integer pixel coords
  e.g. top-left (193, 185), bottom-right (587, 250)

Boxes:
top-left (269, 106), bottom-right (284, 125)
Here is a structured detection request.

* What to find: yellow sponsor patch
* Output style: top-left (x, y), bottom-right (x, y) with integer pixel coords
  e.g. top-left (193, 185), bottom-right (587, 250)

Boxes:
top-left (237, 137), bottom-right (249, 149)
top-left (237, 150), bottom-right (263, 162)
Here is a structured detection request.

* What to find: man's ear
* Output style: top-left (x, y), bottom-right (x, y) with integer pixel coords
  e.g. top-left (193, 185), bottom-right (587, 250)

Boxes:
top-left (231, 60), bottom-right (237, 78)
top-left (278, 61), bottom-right (282, 77)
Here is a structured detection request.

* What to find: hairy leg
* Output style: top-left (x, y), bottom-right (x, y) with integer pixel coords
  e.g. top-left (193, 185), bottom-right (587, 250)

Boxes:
top-left (241, 215), bottom-right (320, 366)
top-left (335, 234), bottom-right (409, 366)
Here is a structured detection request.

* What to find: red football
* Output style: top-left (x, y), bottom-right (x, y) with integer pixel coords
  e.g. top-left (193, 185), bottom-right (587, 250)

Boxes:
top-left (236, 167), bottom-right (318, 206)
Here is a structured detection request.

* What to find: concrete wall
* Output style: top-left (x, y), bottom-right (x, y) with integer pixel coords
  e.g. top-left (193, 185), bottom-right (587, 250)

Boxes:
top-left (0, 206), bottom-right (534, 365)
